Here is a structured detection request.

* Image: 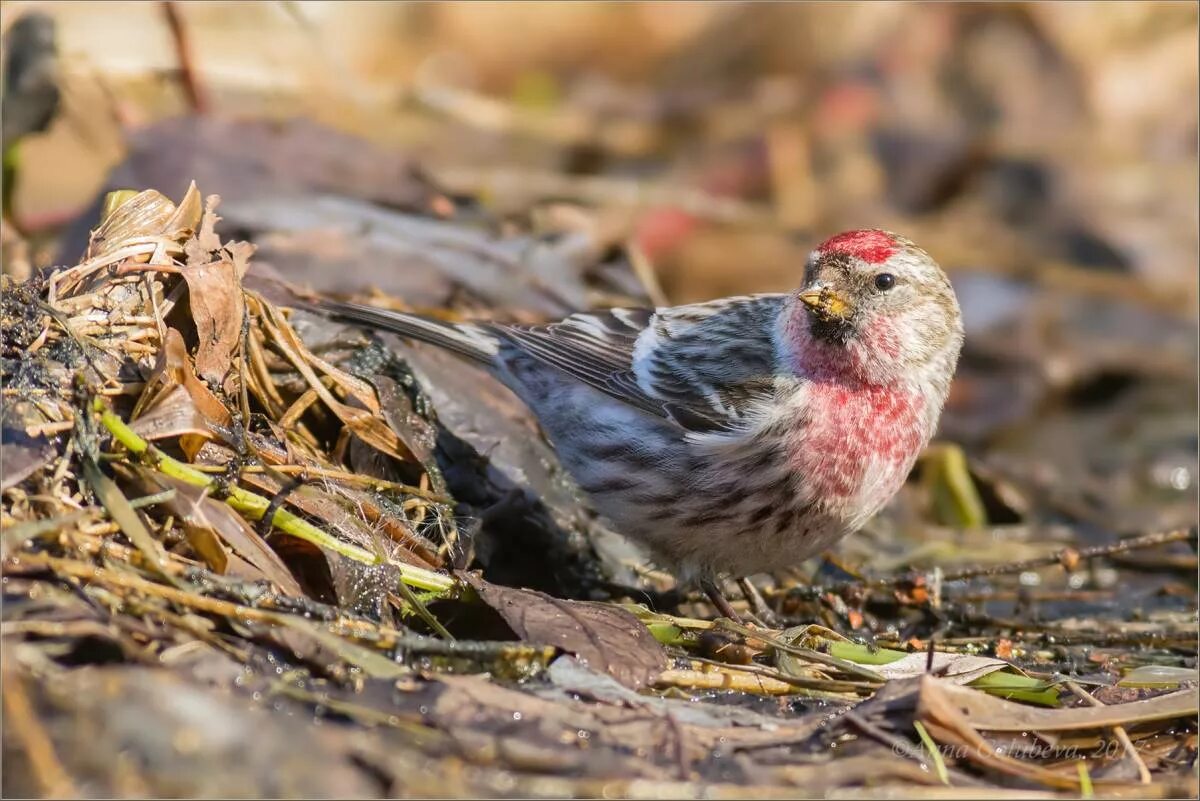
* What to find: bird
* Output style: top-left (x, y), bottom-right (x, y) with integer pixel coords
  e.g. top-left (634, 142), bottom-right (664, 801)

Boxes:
top-left (310, 229), bottom-right (964, 620)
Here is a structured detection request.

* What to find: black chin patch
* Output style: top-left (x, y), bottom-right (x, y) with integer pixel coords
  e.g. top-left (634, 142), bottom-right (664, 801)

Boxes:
top-left (809, 315), bottom-right (855, 345)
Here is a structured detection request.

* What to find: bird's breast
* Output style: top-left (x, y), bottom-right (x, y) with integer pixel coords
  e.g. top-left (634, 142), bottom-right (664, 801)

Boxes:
top-left (786, 382), bottom-right (928, 518)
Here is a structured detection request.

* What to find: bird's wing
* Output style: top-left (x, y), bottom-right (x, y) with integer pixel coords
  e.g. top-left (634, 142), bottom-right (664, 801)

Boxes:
top-left (499, 294), bottom-right (787, 433)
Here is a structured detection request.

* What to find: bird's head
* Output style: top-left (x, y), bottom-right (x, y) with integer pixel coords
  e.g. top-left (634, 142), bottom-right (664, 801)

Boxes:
top-left (782, 229), bottom-right (963, 388)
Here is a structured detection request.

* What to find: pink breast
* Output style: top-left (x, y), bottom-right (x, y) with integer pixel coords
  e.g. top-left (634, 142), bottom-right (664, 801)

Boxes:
top-left (790, 383), bottom-right (926, 507)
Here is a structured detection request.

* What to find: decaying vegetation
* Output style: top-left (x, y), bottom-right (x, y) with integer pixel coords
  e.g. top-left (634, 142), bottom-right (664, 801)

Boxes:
top-left (1, 183), bottom-right (1195, 798)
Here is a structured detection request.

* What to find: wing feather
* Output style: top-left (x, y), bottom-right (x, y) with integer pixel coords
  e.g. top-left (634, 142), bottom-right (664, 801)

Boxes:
top-left (497, 295), bottom-right (787, 433)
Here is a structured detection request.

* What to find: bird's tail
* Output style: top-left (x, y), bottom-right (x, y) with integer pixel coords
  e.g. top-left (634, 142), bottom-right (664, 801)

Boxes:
top-left (307, 299), bottom-right (501, 366)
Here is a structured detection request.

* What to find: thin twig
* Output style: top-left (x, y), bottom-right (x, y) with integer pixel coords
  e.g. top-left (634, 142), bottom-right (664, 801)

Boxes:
top-left (5, 551), bottom-right (554, 671)
top-left (161, 2), bottom-right (209, 113)
top-left (935, 529), bottom-right (1196, 584)
top-left (780, 528), bottom-right (1197, 600)
top-left (1065, 680), bottom-right (1152, 784)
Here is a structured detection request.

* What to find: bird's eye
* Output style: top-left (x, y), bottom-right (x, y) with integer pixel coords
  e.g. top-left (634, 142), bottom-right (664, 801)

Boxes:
top-left (874, 273), bottom-right (896, 291)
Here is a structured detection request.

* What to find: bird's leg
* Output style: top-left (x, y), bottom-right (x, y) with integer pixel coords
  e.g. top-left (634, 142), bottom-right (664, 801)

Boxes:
top-left (700, 578), bottom-right (743, 623)
top-left (737, 577), bottom-right (781, 629)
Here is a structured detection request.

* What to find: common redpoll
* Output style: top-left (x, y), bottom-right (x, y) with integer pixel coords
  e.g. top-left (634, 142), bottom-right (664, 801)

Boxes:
top-left (316, 229), bottom-right (963, 618)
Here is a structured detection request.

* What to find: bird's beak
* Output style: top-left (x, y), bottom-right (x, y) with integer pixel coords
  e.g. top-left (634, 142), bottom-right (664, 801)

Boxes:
top-left (798, 288), bottom-right (853, 322)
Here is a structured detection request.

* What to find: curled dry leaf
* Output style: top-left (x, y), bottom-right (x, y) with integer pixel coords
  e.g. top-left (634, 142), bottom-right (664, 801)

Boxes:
top-left (87, 182), bottom-right (203, 260)
top-left (128, 384), bottom-right (213, 444)
top-left (131, 329), bottom-right (232, 459)
top-left (916, 675), bottom-right (1198, 790)
top-left (916, 675), bottom-right (1085, 790)
top-left (184, 193), bottom-right (225, 260)
top-left (867, 651), bottom-right (1020, 685)
top-left (460, 572), bottom-right (667, 689)
top-left (919, 677), bottom-right (1198, 732)
top-left (181, 255), bottom-right (245, 386)
top-left (181, 198), bottom-right (247, 385)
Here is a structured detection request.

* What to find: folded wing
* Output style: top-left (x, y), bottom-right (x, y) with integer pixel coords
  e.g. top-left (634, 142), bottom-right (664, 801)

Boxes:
top-left (499, 294), bottom-right (786, 433)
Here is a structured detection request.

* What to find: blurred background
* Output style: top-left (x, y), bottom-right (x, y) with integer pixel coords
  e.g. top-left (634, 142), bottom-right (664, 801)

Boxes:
top-left (3, 1), bottom-right (1197, 559)
top-left (3, 8), bottom-right (1198, 795)
top-left (4, 2), bottom-right (1197, 294)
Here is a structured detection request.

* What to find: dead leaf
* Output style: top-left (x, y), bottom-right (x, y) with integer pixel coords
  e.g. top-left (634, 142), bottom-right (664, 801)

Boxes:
top-left (916, 675), bottom-right (1089, 790)
top-left (161, 181), bottom-right (204, 238)
top-left (920, 678), bottom-right (1198, 732)
top-left (460, 572), bottom-right (667, 689)
top-left (128, 329), bottom-right (233, 460)
top-left (225, 240), bottom-right (255, 281)
top-left (161, 328), bottom-right (233, 429)
top-left (370, 374), bottom-right (445, 491)
top-left (149, 472), bottom-right (304, 597)
top-left (269, 614), bottom-right (407, 679)
top-left (181, 257), bottom-right (244, 386)
top-left (1, 423), bottom-right (56, 491)
top-left (87, 184), bottom-right (200, 259)
top-left (184, 193), bottom-right (224, 261)
top-left (867, 651), bottom-right (1020, 685)
top-left (128, 384), bottom-right (213, 443)
top-left (79, 456), bottom-right (179, 588)
top-left (183, 518), bottom-right (229, 574)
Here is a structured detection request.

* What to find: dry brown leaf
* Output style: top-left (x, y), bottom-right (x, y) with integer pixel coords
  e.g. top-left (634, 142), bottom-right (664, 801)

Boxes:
top-left (916, 675), bottom-right (1088, 790)
top-left (128, 384), bottom-right (213, 443)
top-left (1, 421), bottom-right (56, 492)
top-left (87, 184), bottom-right (200, 259)
top-left (151, 473), bottom-right (304, 597)
top-left (460, 572), bottom-right (667, 689)
top-left (131, 329), bottom-right (235, 460)
top-left (370, 374), bottom-right (444, 490)
top-left (185, 193), bottom-right (224, 260)
top-left (915, 675), bottom-right (1198, 790)
top-left (162, 328), bottom-right (233, 427)
top-left (184, 517), bottom-right (230, 574)
top-left (225, 240), bottom-right (255, 281)
top-left (920, 677), bottom-right (1198, 732)
top-left (181, 257), bottom-right (244, 386)
top-left (151, 329), bottom-right (231, 422)
top-left (79, 457), bottom-right (178, 589)
top-left (161, 181), bottom-right (204, 239)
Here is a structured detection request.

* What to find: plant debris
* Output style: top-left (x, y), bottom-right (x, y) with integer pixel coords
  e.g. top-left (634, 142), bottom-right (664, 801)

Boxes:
top-left (2, 179), bottom-right (1195, 798)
